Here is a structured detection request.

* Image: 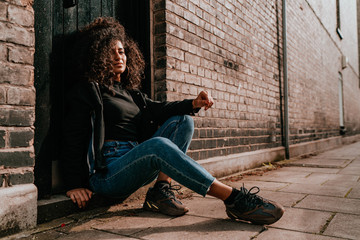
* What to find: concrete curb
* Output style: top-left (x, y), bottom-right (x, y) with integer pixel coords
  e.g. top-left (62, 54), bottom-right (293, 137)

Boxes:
top-left (200, 134), bottom-right (360, 178)
top-left (0, 184), bottom-right (37, 237)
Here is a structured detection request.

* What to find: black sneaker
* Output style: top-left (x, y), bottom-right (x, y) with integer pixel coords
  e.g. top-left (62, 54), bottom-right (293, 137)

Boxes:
top-left (225, 185), bottom-right (284, 225)
top-left (143, 182), bottom-right (189, 216)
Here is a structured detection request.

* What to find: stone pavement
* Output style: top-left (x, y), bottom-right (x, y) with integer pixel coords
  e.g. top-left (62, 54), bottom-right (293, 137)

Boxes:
top-left (5, 141), bottom-right (360, 240)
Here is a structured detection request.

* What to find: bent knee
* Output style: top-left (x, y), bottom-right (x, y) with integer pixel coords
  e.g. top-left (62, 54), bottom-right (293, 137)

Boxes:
top-left (147, 136), bottom-right (175, 147)
top-left (183, 115), bottom-right (194, 126)
top-left (182, 115), bottom-right (194, 132)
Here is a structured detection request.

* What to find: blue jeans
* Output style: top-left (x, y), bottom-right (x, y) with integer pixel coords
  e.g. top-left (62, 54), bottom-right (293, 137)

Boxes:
top-left (89, 115), bottom-right (215, 198)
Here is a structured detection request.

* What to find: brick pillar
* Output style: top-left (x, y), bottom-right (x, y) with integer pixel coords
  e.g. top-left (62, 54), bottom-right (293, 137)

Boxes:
top-left (152, 0), bottom-right (167, 101)
top-left (0, 0), bottom-right (37, 237)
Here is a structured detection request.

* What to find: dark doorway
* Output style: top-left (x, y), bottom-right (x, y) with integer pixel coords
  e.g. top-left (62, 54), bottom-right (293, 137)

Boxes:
top-left (33, 0), bottom-right (151, 198)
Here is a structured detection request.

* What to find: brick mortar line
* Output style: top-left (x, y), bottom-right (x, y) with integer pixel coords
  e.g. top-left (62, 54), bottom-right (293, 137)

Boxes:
top-left (0, 19), bottom-right (34, 28)
top-left (164, 7), bottom-right (279, 57)
top-left (164, 28), bottom-right (279, 69)
top-left (0, 59), bottom-right (34, 67)
top-left (0, 83), bottom-right (35, 89)
top-left (0, 126), bottom-right (34, 130)
top-left (0, 167), bottom-right (33, 174)
top-left (0, 105), bottom-right (35, 109)
top-left (0, 146), bottom-right (34, 152)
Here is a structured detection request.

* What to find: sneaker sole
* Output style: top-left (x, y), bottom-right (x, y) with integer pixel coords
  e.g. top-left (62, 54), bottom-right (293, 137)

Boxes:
top-left (143, 199), bottom-right (189, 216)
top-left (226, 206), bottom-right (284, 225)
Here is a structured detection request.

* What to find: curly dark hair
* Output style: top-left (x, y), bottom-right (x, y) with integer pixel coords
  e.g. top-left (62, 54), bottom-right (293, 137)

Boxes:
top-left (78, 17), bottom-right (145, 91)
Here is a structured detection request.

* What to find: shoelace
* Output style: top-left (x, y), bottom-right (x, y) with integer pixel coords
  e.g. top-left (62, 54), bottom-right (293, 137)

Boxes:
top-left (236, 184), bottom-right (265, 211)
top-left (160, 184), bottom-right (182, 199)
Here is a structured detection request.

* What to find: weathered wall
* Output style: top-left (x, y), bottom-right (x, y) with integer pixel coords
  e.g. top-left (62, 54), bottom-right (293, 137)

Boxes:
top-left (286, 0), bottom-right (360, 142)
top-left (0, 0), bottom-right (37, 236)
top-left (152, 0), bottom-right (360, 160)
top-left (153, 0), bottom-right (283, 160)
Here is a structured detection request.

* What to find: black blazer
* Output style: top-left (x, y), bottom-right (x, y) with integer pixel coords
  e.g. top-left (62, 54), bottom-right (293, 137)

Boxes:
top-left (61, 81), bottom-right (198, 191)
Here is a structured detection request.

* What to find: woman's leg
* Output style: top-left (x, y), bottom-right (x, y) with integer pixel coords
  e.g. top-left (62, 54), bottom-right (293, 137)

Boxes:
top-left (152, 115), bottom-right (194, 153)
top-left (89, 136), bottom-right (215, 198)
top-left (151, 116), bottom-right (233, 200)
top-left (90, 116), bottom-right (284, 223)
top-left (151, 115), bottom-right (194, 185)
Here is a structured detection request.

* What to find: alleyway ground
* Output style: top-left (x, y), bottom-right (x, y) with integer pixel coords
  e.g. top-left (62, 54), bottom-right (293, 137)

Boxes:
top-left (5, 141), bottom-right (360, 240)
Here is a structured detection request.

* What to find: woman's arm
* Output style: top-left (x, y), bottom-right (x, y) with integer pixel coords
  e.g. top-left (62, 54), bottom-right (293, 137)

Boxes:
top-left (66, 188), bottom-right (93, 209)
top-left (144, 91), bottom-right (214, 122)
top-left (192, 91), bottom-right (214, 110)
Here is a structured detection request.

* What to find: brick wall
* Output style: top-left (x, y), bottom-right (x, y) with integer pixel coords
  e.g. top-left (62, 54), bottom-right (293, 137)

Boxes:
top-left (152, 0), bottom-right (360, 160)
top-left (286, 0), bottom-right (360, 143)
top-left (0, 0), bottom-right (35, 188)
top-left (153, 0), bottom-right (283, 160)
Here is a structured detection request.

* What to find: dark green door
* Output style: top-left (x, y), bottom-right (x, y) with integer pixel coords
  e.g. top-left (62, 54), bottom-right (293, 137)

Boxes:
top-left (34, 0), bottom-right (150, 198)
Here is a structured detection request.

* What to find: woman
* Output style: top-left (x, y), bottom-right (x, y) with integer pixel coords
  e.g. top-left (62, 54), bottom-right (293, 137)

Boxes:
top-left (62, 17), bottom-right (284, 225)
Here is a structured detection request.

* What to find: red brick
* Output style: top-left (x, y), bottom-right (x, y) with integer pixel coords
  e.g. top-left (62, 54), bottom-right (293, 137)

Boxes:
top-left (0, 86), bottom-right (6, 104)
top-left (0, 22), bottom-right (34, 47)
top-left (8, 4), bottom-right (33, 27)
top-left (0, 2), bottom-right (7, 21)
top-left (8, 45), bottom-right (34, 65)
top-left (9, 128), bottom-right (34, 147)
top-left (0, 63), bottom-right (33, 86)
top-left (7, 86), bottom-right (35, 106)
top-left (0, 43), bottom-right (7, 61)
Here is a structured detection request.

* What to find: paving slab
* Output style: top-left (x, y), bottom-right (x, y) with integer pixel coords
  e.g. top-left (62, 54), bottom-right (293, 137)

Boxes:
top-left (56, 218), bottom-right (102, 234)
top-left (288, 158), bottom-right (351, 168)
top-left (311, 150), bottom-right (357, 159)
top-left (30, 217), bottom-right (75, 234)
top-left (280, 183), bottom-right (352, 198)
top-left (56, 230), bottom-right (136, 239)
top-left (347, 186), bottom-right (360, 199)
top-left (132, 215), bottom-right (263, 240)
top-left (323, 213), bottom-right (360, 240)
top-left (347, 160), bottom-right (360, 166)
top-left (243, 170), bottom-right (311, 184)
top-left (300, 172), bottom-right (339, 185)
top-left (270, 207), bottom-right (332, 234)
top-left (244, 171), bottom-right (345, 185)
top-left (324, 173), bottom-right (359, 183)
top-left (278, 166), bottom-right (340, 174)
top-left (322, 178), bottom-right (360, 188)
top-left (222, 180), bottom-right (290, 191)
top-left (93, 211), bottom-right (173, 236)
top-left (295, 195), bottom-right (360, 214)
top-left (256, 228), bottom-right (340, 240)
top-left (181, 196), bottom-right (227, 219)
top-left (256, 190), bottom-right (305, 208)
top-left (338, 166), bottom-right (360, 175)
top-left (19, 230), bottom-right (67, 240)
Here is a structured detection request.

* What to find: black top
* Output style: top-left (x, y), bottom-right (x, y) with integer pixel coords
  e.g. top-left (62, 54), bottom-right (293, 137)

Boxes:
top-left (102, 83), bottom-right (140, 141)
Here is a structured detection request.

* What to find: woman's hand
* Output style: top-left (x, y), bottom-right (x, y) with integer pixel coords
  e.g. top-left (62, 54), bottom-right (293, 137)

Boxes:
top-left (66, 188), bottom-right (93, 209)
top-left (192, 91), bottom-right (214, 110)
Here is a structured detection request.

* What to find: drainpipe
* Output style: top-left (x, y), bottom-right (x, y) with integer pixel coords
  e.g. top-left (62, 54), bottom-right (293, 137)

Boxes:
top-left (282, 0), bottom-right (290, 159)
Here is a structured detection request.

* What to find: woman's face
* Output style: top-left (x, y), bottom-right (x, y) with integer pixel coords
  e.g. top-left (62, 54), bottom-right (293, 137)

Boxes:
top-left (111, 40), bottom-right (127, 81)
